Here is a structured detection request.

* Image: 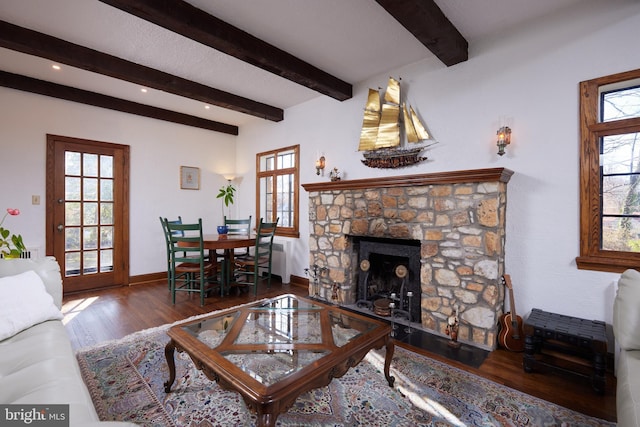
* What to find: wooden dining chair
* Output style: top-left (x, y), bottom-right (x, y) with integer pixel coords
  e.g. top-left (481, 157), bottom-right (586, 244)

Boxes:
top-left (224, 216), bottom-right (252, 257)
top-left (233, 217), bottom-right (278, 295)
top-left (160, 216), bottom-right (184, 289)
top-left (164, 218), bottom-right (217, 306)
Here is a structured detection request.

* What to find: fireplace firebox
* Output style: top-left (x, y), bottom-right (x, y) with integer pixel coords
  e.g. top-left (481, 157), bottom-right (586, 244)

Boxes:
top-left (352, 236), bottom-right (421, 323)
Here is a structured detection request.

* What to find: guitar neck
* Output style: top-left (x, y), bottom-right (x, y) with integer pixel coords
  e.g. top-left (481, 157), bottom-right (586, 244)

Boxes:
top-left (509, 286), bottom-right (517, 319)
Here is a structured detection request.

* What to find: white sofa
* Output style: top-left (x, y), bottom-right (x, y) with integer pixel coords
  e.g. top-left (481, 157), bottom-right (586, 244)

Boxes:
top-left (613, 269), bottom-right (640, 427)
top-left (0, 257), bottom-right (137, 427)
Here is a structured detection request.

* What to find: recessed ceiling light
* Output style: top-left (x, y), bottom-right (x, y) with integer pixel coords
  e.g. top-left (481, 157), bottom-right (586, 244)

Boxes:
top-left (205, 105), bottom-right (210, 109)
top-left (140, 88), bottom-right (148, 93)
top-left (52, 64), bottom-right (61, 70)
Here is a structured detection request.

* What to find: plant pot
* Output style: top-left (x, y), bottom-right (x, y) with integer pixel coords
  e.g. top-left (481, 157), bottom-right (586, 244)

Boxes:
top-left (217, 225), bottom-right (229, 235)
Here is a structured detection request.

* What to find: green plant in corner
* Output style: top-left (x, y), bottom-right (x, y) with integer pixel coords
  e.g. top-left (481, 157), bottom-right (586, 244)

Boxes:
top-left (216, 182), bottom-right (236, 217)
top-left (0, 208), bottom-right (26, 259)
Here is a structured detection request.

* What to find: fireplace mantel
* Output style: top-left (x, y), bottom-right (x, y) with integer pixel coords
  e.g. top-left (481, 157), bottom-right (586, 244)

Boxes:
top-left (302, 167), bottom-right (513, 192)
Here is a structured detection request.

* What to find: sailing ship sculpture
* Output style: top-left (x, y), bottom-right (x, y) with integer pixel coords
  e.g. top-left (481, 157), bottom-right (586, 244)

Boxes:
top-left (358, 77), bottom-right (434, 169)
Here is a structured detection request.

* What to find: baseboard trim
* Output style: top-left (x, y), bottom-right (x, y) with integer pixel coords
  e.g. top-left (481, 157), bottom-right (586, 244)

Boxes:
top-left (130, 272), bottom-right (166, 286)
top-left (289, 274), bottom-right (308, 288)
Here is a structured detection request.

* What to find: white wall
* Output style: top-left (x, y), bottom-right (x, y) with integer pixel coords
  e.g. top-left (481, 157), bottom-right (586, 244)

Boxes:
top-left (236, 0), bottom-right (640, 328)
top-left (0, 89), bottom-right (236, 276)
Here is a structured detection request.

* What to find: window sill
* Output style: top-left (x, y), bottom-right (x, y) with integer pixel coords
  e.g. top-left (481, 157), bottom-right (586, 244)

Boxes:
top-left (576, 255), bottom-right (640, 273)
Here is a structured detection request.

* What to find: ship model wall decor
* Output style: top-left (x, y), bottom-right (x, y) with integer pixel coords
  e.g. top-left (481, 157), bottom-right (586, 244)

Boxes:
top-left (358, 77), bottom-right (436, 169)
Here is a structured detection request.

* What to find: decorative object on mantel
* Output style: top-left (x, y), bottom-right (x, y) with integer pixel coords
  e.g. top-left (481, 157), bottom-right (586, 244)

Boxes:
top-left (329, 167), bottom-right (341, 181)
top-left (497, 123), bottom-right (512, 156)
top-left (0, 208), bottom-right (26, 259)
top-left (315, 155), bottom-right (325, 175)
top-left (358, 77), bottom-right (437, 169)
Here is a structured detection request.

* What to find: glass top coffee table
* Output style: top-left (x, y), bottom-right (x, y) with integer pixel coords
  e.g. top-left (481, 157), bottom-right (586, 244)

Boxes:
top-left (164, 294), bottom-right (395, 427)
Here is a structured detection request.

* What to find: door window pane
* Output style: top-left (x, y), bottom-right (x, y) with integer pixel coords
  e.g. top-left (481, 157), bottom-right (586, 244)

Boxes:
top-left (65, 252), bottom-right (80, 276)
top-left (100, 226), bottom-right (113, 248)
top-left (83, 227), bottom-right (98, 250)
top-left (65, 228), bottom-right (80, 251)
top-left (84, 203), bottom-right (98, 225)
top-left (100, 249), bottom-right (113, 272)
top-left (65, 177), bottom-right (81, 200)
top-left (83, 251), bottom-right (97, 274)
top-left (100, 155), bottom-right (113, 178)
top-left (100, 203), bottom-right (114, 225)
top-left (101, 179), bottom-right (113, 201)
top-left (83, 153), bottom-right (98, 177)
top-left (83, 178), bottom-right (98, 201)
top-left (65, 202), bottom-right (81, 226)
top-left (65, 152), bottom-right (81, 175)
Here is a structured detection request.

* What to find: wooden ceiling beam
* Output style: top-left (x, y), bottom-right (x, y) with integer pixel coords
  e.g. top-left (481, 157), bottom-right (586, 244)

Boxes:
top-left (0, 70), bottom-right (239, 135)
top-left (0, 20), bottom-right (283, 122)
top-left (375, 0), bottom-right (468, 66)
top-left (98, 0), bottom-right (353, 101)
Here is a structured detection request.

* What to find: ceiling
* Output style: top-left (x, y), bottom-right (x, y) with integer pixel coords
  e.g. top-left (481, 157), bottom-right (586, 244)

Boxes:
top-left (0, 0), bottom-right (585, 134)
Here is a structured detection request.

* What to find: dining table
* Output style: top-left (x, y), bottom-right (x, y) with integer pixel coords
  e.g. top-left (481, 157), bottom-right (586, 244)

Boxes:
top-left (181, 234), bottom-right (255, 295)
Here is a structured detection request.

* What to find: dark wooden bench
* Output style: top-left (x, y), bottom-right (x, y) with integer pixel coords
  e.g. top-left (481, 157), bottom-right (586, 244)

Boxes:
top-left (523, 308), bottom-right (607, 394)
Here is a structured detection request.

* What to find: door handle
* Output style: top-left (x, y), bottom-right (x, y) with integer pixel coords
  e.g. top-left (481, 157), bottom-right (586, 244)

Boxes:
top-left (57, 224), bottom-right (64, 232)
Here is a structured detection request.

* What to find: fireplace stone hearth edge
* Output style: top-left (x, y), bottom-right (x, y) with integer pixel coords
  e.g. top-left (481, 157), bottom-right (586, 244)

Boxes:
top-left (302, 168), bottom-right (513, 351)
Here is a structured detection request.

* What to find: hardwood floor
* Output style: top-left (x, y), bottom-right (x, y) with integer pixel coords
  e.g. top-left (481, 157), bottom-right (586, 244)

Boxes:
top-left (62, 278), bottom-right (617, 423)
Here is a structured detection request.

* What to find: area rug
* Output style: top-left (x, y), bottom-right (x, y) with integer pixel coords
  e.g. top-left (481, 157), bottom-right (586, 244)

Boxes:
top-left (76, 312), bottom-right (614, 427)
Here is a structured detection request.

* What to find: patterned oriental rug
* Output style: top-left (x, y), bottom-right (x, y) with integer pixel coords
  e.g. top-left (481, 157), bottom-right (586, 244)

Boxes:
top-left (76, 310), bottom-right (614, 427)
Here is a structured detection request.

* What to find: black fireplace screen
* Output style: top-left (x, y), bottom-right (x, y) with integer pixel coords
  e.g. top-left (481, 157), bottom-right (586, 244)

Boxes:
top-left (352, 236), bottom-right (421, 322)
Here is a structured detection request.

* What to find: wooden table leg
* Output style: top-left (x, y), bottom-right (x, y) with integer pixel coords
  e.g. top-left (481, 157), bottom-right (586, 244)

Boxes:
top-left (164, 340), bottom-right (177, 393)
top-left (384, 335), bottom-right (395, 387)
top-left (256, 412), bottom-right (276, 427)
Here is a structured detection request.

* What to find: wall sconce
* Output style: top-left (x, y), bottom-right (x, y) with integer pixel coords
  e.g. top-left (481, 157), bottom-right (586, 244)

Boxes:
top-left (496, 126), bottom-right (511, 156)
top-left (315, 155), bottom-right (325, 175)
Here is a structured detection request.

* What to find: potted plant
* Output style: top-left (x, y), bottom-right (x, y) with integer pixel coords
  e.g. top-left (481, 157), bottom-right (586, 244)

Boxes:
top-left (216, 183), bottom-right (235, 234)
top-left (0, 208), bottom-right (26, 259)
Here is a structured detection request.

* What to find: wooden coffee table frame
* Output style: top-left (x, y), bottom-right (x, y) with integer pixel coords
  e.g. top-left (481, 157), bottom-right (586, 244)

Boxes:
top-left (164, 295), bottom-right (395, 427)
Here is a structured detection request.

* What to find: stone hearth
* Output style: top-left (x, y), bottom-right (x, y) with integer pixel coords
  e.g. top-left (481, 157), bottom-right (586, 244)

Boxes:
top-left (302, 168), bottom-right (513, 350)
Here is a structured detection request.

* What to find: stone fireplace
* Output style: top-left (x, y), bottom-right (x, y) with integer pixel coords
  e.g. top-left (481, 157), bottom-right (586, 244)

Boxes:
top-left (302, 168), bottom-right (513, 350)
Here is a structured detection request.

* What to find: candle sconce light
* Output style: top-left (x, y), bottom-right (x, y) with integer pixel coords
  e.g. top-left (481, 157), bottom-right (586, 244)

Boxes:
top-left (496, 126), bottom-right (511, 156)
top-left (315, 155), bottom-right (325, 175)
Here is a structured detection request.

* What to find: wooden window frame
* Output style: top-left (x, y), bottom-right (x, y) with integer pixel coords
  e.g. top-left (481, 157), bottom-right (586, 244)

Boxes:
top-left (577, 68), bottom-right (640, 272)
top-left (255, 144), bottom-right (300, 238)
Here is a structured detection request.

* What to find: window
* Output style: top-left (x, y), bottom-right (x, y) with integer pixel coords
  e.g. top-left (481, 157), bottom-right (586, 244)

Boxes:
top-left (577, 69), bottom-right (640, 272)
top-left (256, 145), bottom-right (300, 237)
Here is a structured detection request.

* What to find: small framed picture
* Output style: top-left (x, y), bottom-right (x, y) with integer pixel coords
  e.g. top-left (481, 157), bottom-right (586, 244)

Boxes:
top-left (180, 166), bottom-right (200, 190)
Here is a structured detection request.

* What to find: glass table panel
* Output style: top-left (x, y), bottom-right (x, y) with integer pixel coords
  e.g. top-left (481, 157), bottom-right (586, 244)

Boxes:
top-left (183, 312), bottom-right (240, 348)
top-left (330, 312), bottom-right (376, 347)
top-left (235, 311), bottom-right (323, 345)
top-left (222, 350), bottom-right (328, 386)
